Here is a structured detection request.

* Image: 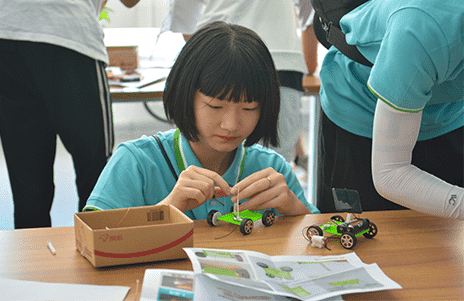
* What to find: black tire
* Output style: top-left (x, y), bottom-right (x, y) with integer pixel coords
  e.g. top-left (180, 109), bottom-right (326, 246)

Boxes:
top-left (240, 218), bottom-right (253, 235)
top-left (306, 225), bottom-right (323, 238)
top-left (340, 232), bottom-right (357, 249)
top-left (256, 262), bottom-right (268, 268)
top-left (280, 266), bottom-right (293, 272)
top-left (236, 269), bottom-right (251, 279)
top-left (195, 252), bottom-right (206, 258)
top-left (262, 210), bottom-right (275, 226)
top-left (331, 215), bottom-right (345, 222)
top-left (207, 210), bottom-right (219, 227)
top-left (363, 222), bottom-right (378, 238)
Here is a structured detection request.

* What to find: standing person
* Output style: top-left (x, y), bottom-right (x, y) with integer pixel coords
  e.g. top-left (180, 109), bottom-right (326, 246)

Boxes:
top-left (317, 0), bottom-right (464, 218)
top-left (162, 0), bottom-right (312, 164)
top-left (0, 0), bottom-right (139, 228)
top-left (294, 1), bottom-right (319, 170)
top-left (84, 21), bottom-right (320, 217)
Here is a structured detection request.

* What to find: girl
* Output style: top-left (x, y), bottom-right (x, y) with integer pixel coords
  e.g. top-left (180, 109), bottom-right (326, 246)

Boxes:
top-left (84, 21), bottom-right (320, 218)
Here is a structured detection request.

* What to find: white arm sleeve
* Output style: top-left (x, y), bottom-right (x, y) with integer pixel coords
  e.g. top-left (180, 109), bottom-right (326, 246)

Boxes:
top-left (372, 100), bottom-right (464, 220)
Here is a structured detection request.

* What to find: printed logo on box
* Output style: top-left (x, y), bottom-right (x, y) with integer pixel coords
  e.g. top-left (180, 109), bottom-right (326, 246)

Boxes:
top-left (99, 233), bottom-right (123, 242)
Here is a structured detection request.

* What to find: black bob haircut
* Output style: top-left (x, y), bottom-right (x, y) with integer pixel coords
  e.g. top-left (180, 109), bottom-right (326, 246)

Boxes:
top-left (163, 21), bottom-right (280, 147)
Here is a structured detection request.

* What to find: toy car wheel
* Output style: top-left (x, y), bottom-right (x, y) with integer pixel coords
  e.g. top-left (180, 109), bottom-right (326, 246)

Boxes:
top-left (195, 252), bottom-right (206, 258)
top-left (340, 232), bottom-right (357, 249)
top-left (363, 222), bottom-right (378, 238)
top-left (256, 262), bottom-right (268, 268)
top-left (280, 266), bottom-right (293, 272)
top-left (236, 268), bottom-right (251, 279)
top-left (207, 210), bottom-right (221, 227)
top-left (306, 225), bottom-right (323, 239)
top-left (262, 210), bottom-right (275, 226)
top-left (235, 255), bottom-right (244, 262)
top-left (331, 215), bottom-right (345, 222)
top-left (240, 218), bottom-right (253, 235)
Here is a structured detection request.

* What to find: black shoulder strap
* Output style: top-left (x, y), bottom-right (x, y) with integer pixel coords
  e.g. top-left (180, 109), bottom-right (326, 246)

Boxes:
top-left (312, 0), bottom-right (373, 67)
top-left (154, 135), bottom-right (178, 181)
top-left (154, 135), bottom-right (197, 219)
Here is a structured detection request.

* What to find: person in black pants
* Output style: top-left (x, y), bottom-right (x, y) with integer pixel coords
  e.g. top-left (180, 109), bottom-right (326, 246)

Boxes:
top-left (0, 0), bottom-right (140, 228)
top-left (0, 41), bottom-right (113, 228)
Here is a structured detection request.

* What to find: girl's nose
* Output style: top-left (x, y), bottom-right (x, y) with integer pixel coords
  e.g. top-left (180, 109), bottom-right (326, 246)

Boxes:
top-left (220, 108), bottom-right (240, 131)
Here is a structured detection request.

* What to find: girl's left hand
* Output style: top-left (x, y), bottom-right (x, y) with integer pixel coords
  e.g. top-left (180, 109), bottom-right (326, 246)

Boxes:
top-left (230, 167), bottom-right (310, 216)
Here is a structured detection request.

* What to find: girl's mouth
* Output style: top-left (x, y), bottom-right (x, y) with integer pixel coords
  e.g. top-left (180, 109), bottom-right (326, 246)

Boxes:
top-left (218, 136), bottom-right (236, 141)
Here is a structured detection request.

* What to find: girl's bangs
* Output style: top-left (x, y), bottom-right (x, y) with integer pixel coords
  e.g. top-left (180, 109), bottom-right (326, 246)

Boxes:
top-left (198, 47), bottom-right (267, 104)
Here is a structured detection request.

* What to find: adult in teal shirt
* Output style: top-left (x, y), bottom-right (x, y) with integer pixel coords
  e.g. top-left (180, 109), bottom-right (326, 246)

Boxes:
top-left (85, 22), bottom-right (320, 218)
top-left (319, 0), bottom-right (464, 219)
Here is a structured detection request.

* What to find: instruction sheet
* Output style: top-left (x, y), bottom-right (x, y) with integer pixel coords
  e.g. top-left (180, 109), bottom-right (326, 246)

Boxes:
top-left (140, 248), bottom-right (401, 301)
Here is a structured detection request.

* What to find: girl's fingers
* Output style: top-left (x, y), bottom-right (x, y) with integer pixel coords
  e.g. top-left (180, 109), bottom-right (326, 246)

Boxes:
top-left (231, 167), bottom-right (275, 195)
top-left (185, 166), bottom-right (232, 197)
top-left (214, 187), bottom-right (228, 198)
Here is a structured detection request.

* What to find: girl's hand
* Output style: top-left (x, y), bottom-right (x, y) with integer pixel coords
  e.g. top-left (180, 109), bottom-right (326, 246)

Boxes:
top-left (161, 165), bottom-right (231, 212)
top-left (230, 167), bottom-right (311, 216)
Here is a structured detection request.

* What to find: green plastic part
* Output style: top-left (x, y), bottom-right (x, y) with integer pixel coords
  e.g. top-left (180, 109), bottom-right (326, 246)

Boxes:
top-left (203, 267), bottom-right (239, 278)
top-left (217, 210), bottom-right (263, 225)
top-left (331, 279), bottom-right (360, 286)
top-left (203, 250), bottom-right (234, 259)
top-left (281, 285), bottom-right (311, 297)
top-left (263, 268), bottom-right (292, 279)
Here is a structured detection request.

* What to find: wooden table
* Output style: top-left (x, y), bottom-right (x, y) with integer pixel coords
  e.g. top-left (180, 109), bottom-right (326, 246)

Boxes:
top-left (0, 210), bottom-right (462, 300)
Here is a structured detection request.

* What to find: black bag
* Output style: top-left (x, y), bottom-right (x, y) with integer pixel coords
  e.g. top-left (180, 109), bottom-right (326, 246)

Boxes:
top-left (311, 0), bottom-right (373, 67)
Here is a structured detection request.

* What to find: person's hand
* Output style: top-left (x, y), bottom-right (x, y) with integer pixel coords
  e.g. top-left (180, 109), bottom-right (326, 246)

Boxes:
top-left (161, 165), bottom-right (231, 212)
top-left (120, 0), bottom-right (141, 9)
top-left (230, 167), bottom-right (310, 215)
top-left (101, 0), bottom-right (108, 11)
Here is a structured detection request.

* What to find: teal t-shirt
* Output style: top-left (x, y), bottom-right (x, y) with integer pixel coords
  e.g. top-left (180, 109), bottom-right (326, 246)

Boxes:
top-left (84, 129), bottom-right (320, 218)
top-left (320, 0), bottom-right (464, 140)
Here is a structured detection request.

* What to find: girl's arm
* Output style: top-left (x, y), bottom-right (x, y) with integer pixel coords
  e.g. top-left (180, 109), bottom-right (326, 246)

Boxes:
top-left (372, 100), bottom-right (464, 219)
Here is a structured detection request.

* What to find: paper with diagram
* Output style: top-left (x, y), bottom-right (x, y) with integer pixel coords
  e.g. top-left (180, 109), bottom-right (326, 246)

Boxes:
top-left (183, 248), bottom-right (401, 301)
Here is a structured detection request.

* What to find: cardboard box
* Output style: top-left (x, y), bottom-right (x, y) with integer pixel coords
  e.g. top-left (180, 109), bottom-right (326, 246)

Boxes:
top-left (74, 204), bottom-right (193, 267)
top-left (106, 46), bottom-right (138, 70)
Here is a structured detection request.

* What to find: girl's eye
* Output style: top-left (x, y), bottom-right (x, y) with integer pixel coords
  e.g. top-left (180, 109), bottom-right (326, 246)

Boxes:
top-left (243, 107), bottom-right (259, 111)
top-left (208, 104), bottom-right (222, 109)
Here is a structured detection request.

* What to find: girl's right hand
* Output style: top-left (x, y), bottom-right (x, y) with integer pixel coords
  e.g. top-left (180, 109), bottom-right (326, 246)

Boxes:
top-left (161, 165), bottom-right (231, 212)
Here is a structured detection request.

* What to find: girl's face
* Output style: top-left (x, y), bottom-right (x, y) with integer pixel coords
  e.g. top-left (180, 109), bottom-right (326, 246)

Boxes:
top-left (192, 90), bottom-right (260, 154)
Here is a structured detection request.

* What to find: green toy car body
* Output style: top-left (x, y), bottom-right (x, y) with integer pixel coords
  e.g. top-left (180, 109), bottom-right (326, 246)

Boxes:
top-left (207, 209), bottom-right (276, 235)
top-left (306, 215), bottom-right (378, 249)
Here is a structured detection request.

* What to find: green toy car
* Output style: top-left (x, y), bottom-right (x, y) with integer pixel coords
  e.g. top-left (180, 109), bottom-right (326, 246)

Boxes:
top-left (305, 188), bottom-right (378, 249)
top-left (207, 207), bottom-right (276, 235)
top-left (306, 214), bottom-right (377, 249)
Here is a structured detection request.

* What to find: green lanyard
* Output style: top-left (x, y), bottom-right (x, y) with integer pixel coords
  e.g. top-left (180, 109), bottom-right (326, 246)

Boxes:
top-left (173, 129), bottom-right (246, 185)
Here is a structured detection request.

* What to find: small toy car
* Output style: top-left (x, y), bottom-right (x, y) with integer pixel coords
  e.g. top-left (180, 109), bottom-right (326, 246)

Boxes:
top-left (207, 208), bottom-right (275, 235)
top-left (305, 188), bottom-right (378, 249)
top-left (206, 191), bottom-right (275, 235)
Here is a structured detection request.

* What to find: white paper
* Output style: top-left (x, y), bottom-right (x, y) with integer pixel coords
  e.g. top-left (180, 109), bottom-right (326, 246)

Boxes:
top-left (0, 277), bottom-right (130, 301)
top-left (183, 248), bottom-right (401, 301)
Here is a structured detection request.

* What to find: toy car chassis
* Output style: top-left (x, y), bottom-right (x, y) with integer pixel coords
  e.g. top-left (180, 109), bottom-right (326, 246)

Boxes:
top-left (304, 188), bottom-right (378, 249)
top-left (306, 214), bottom-right (377, 249)
top-left (207, 209), bottom-right (275, 235)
